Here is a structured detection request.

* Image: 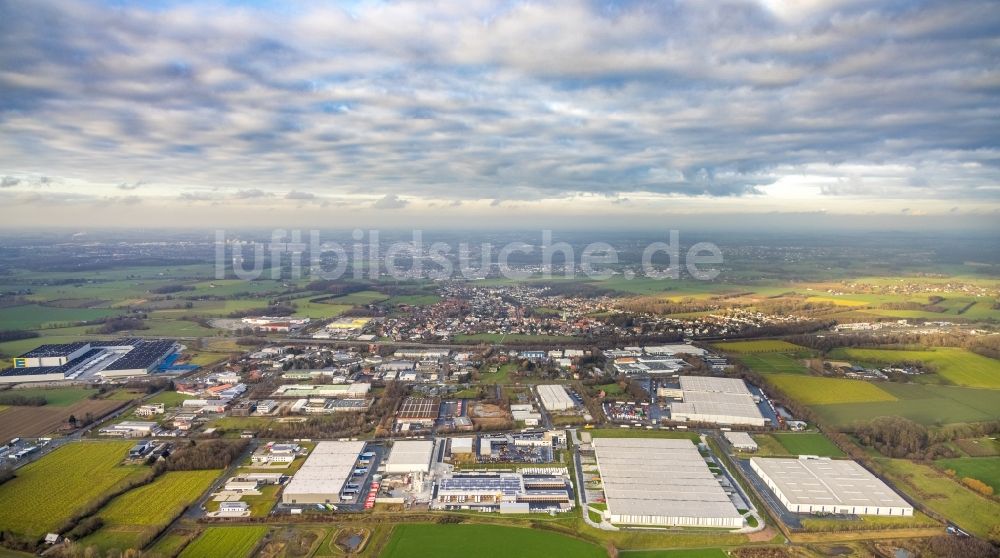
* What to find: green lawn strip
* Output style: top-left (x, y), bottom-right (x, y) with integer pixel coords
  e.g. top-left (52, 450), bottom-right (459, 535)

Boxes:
top-left (380, 523), bottom-right (606, 558)
top-left (771, 432), bottom-right (846, 457)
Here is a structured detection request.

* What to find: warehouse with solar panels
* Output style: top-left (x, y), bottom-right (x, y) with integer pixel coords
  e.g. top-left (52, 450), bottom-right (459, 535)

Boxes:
top-left (592, 438), bottom-right (744, 528)
top-left (751, 456), bottom-right (913, 516)
top-left (0, 338), bottom-right (178, 383)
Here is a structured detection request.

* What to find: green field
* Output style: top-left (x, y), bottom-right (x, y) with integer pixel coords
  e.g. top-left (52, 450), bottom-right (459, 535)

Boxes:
top-left (766, 374), bottom-right (897, 405)
top-left (328, 290), bottom-right (389, 305)
top-left (771, 432), bottom-right (845, 457)
top-left (143, 390), bottom-right (190, 408)
top-left (874, 457), bottom-right (1000, 538)
top-left (178, 526), bottom-right (268, 558)
top-left (828, 347), bottom-right (1000, 389)
top-left (0, 442), bottom-right (145, 538)
top-left (812, 383), bottom-right (1000, 428)
top-left (0, 387), bottom-right (97, 406)
top-left (713, 340), bottom-right (805, 353)
top-left (82, 470), bottom-right (221, 551)
top-left (0, 304), bottom-right (122, 330)
top-left (934, 457), bottom-right (1000, 493)
top-left (738, 353), bottom-right (808, 374)
top-left (381, 524), bottom-right (606, 558)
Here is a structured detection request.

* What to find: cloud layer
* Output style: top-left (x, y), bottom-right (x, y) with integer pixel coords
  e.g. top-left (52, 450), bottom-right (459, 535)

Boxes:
top-left (0, 0), bottom-right (998, 227)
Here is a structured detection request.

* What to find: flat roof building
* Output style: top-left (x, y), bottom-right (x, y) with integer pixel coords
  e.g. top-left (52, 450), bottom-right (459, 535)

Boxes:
top-left (282, 441), bottom-right (366, 505)
top-left (385, 440), bottom-right (434, 474)
top-left (751, 457), bottom-right (912, 516)
top-left (667, 376), bottom-right (766, 427)
top-left (537, 384), bottom-right (574, 411)
top-left (592, 438), bottom-right (743, 528)
top-left (723, 431), bottom-right (758, 452)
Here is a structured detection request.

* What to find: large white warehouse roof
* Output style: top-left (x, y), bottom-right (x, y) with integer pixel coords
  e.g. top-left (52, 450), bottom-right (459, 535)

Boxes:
top-left (592, 438), bottom-right (743, 528)
top-left (750, 457), bottom-right (913, 516)
top-left (385, 440), bottom-right (434, 473)
top-left (282, 441), bottom-right (365, 503)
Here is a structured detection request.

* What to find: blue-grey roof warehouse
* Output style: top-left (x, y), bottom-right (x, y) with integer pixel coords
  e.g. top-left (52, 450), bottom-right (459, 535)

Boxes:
top-left (0, 338), bottom-right (178, 383)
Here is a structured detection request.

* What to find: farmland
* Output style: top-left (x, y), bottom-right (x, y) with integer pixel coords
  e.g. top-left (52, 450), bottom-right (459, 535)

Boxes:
top-left (713, 340), bottom-right (806, 353)
top-left (0, 387), bottom-right (96, 406)
top-left (827, 347), bottom-right (1000, 389)
top-left (0, 442), bottom-right (146, 538)
top-left (738, 352), bottom-right (808, 375)
top-left (811, 384), bottom-right (1000, 428)
top-left (934, 457), bottom-right (1000, 493)
top-left (81, 470), bottom-right (222, 551)
top-left (0, 398), bottom-right (127, 442)
top-left (178, 526), bottom-right (268, 558)
top-left (0, 304), bottom-right (122, 330)
top-left (873, 457), bottom-right (1000, 538)
top-left (771, 432), bottom-right (845, 457)
top-left (381, 523), bottom-right (607, 558)
top-left (765, 375), bottom-right (897, 405)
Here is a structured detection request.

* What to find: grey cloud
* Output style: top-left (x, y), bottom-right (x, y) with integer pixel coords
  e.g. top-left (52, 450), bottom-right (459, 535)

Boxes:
top-left (0, 177), bottom-right (19, 188)
top-left (117, 181), bottom-right (145, 191)
top-left (0, 0), bottom-right (997, 208)
top-left (234, 188), bottom-right (271, 199)
top-left (372, 194), bottom-right (408, 209)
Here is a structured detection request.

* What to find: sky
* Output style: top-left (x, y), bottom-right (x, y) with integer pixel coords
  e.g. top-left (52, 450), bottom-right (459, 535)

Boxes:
top-left (0, 0), bottom-right (998, 230)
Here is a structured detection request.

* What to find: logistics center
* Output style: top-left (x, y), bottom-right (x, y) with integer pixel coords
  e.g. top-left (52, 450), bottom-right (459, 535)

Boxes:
top-left (592, 438), bottom-right (744, 528)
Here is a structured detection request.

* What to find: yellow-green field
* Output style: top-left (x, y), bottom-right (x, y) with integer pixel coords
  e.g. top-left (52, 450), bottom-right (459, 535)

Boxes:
top-left (874, 457), bottom-right (1000, 538)
top-left (81, 470), bottom-right (222, 551)
top-left (828, 347), bottom-right (1000, 389)
top-left (766, 374), bottom-right (897, 405)
top-left (0, 442), bottom-right (145, 538)
top-left (712, 340), bottom-right (806, 353)
top-left (178, 526), bottom-right (268, 558)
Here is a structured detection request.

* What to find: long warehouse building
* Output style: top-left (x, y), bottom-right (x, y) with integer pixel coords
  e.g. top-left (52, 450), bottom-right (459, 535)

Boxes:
top-left (592, 438), bottom-right (744, 528)
top-left (537, 384), bottom-right (574, 411)
top-left (282, 441), bottom-right (366, 505)
top-left (750, 457), bottom-right (913, 516)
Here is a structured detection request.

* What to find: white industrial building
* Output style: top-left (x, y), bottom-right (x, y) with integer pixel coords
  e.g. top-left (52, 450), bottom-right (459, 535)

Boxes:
top-left (282, 441), bottom-right (366, 505)
top-left (537, 384), bottom-right (574, 411)
top-left (592, 438), bottom-right (743, 528)
top-left (750, 457), bottom-right (913, 516)
top-left (664, 376), bottom-right (767, 427)
top-left (450, 437), bottom-right (473, 454)
top-left (385, 440), bottom-right (434, 474)
top-left (723, 431), bottom-right (758, 452)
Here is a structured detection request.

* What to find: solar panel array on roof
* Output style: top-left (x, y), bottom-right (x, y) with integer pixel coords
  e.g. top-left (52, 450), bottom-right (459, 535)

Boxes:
top-left (0, 348), bottom-right (104, 378)
top-left (103, 340), bottom-right (176, 370)
top-left (22, 342), bottom-right (91, 357)
top-left (438, 474), bottom-right (524, 496)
